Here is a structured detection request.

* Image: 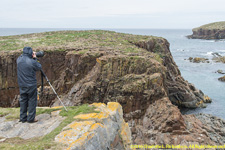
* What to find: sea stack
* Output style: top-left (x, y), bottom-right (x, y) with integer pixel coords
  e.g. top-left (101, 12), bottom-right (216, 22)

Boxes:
top-left (187, 21), bottom-right (225, 39)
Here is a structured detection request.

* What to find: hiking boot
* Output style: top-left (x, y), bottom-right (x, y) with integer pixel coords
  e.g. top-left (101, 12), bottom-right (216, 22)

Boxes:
top-left (19, 120), bottom-right (27, 123)
top-left (27, 119), bottom-right (38, 123)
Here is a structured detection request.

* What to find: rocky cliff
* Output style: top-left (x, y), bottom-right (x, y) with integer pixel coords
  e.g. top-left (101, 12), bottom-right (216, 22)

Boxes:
top-left (0, 30), bottom-right (224, 148)
top-left (187, 21), bottom-right (225, 39)
top-left (0, 30), bottom-right (209, 108)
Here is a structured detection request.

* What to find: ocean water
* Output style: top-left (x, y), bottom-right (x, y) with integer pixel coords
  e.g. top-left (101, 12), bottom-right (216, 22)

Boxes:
top-left (1, 28), bottom-right (225, 119)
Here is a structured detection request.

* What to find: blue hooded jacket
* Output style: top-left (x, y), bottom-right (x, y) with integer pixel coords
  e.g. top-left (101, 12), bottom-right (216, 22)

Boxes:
top-left (17, 47), bottom-right (42, 87)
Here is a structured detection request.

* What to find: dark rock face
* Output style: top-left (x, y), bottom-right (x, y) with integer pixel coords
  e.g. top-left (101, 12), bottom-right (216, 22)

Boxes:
top-left (0, 51), bottom-right (21, 107)
top-left (187, 28), bottom-right (225, 39)
top-left (134, 97), bottom-right (216, 146)
top-left (0, 50), bottom-right (67, 107)
top-left (0, 38), bottom-right (208, 109)
top-left (135, 39), bottom-right (209, 108)
top-left (217, 70), bottom-right (225, 74)
top-left (218, 75), bottom-right (225, 82)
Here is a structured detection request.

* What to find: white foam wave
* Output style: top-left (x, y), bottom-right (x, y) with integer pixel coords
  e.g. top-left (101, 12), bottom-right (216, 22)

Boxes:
top-left (176, 49), bottom-right (185, 51)
top-left (206, 51), bottom-right (213, 56)
top-left (200, 40), bottom-right (215, 43)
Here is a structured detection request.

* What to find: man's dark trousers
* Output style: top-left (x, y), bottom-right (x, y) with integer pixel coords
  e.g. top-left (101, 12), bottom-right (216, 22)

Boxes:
top-left (19, 85), bottom-right (37, 122)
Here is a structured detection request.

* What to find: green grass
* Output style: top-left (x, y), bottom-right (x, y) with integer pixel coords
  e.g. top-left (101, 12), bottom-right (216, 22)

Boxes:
top-left (0, 30), bottom-right (166, 64)
top-left (0, 107), bottom-right (62, 121)
top-left (129, 56), bottom-right (141, 60)
top-left (0, 104), bottom-right (98, 150)
top-left (122, 47), bottom-right (139, 53)
top-left (154, 54), bottom-right (163, 64)
top-left (193, 21), bottom-right (225, 31)
top-left (0, 108), bottom-right (20, 121)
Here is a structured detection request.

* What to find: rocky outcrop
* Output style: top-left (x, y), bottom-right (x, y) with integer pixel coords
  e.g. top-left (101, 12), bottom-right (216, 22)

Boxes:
top-left (217, 70), bottom-right (225, 74)
top-left (187, 21), bottom-right (225, 39)
top-left (218, 75), bottom-right (225, 82)
top-left (134, 39), bottom-right (211, 108)
top-left (134, 97), bottom-right (219, 147)
top-left (188, 57), bottom-right (209, 63)
top-left (0, 31), bottom-right (209, 109)
top-left (55, 102), bottom-right (131, 150)
top-left (213, 56), bottom-right (225, 63)
top-left (0, 108), bottom-right (65, 140)
top-left (195, 113), bottom-right (225, 144)
top-left (0, 102), bottom-right (132, 150)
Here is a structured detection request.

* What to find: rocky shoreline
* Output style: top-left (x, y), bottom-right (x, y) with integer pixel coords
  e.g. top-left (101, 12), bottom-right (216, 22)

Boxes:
top-left (0, 30), bottom-right (224, 148)
top-left (187, 54), bottom-right (225, 82)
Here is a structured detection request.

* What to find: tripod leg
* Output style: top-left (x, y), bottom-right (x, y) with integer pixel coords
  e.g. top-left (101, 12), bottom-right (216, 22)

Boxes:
top-left (40, 69), bottom-right (68, 111)
top-left (48, 82), bottom-right (68, 111)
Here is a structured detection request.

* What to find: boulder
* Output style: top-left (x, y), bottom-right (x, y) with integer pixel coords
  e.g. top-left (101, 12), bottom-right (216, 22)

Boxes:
top-left (218, 75), bottom-right (225, 82)
top-left (0, 109), bottom-right (65, 140)
top-left (216, 70), bottom-right (225, 74)
top-left (55, 102), bottom-right (131, 150)
top-left (189, 57), bottom-right (209, 63)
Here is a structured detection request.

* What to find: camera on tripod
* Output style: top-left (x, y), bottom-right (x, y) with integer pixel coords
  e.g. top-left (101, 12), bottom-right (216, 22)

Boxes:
top-left (36, 51), bottom-right (45, 58)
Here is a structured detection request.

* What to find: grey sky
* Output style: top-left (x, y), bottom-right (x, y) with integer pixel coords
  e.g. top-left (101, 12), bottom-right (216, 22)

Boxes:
top-left (1, 0), bottom-right (224, 28)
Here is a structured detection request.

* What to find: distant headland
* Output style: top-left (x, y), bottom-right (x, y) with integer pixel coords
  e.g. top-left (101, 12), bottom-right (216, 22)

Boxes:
top-left (187, 21), bottom-right (225, 39)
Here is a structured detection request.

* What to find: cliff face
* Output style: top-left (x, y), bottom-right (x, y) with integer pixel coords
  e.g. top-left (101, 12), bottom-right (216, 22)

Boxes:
top-left (0, 33), bottom-right (208, 108)
top-left (0, 30), bottom-right (223, 147)
top-left (187, 28), bottom-right (225, 39)
top-left (187, 21), bottom-right (225, 39)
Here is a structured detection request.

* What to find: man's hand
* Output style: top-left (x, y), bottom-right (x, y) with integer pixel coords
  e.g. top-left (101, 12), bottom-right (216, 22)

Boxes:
top-left (32, 52), bottom-right (37, 58)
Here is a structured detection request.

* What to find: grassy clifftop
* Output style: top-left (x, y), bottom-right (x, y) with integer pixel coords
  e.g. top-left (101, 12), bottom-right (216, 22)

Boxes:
top-left (193, 21), bottom-right (225, 31)
top-left (0, 30), bottom-right (162, 53)
top-left (0, 30), bottom-right (166, 66)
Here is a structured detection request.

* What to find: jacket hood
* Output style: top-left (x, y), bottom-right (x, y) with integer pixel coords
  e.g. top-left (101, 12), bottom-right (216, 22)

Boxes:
top-left (23, 47), bottom-right (33, 58)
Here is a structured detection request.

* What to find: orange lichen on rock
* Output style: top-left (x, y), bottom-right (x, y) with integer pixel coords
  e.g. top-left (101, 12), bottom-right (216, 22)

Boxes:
top-left (107, 102), bottom-right (123, 116)
top-left (91, 102), bottom-right (106, 108)
top-left (90, 123), bottom-right (104, 131)
top-left (203, 95), bottom-right (212, 103)
top-left (96, 58), bottom-right (101, 64)
top-left (120, 122), bottom-right (132, 148)
top-left (66, 132), bottom-right (92, 150)
top-left (68, 121), bottom-right (95, 129)
top-left (51, 106), bottom-right (63, 109)
top-left (55, 102), bottom-right (131, 150)
top-left (74, 113), bottom-right (99, 120)
top-left (196, 100), bottom-right (203, 106)
top-left (74, 112), bottom-right (109, 120)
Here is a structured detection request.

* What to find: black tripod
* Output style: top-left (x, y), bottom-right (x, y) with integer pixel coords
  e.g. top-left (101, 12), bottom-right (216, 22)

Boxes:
top-left (40, 70), bottom-right (68, 111)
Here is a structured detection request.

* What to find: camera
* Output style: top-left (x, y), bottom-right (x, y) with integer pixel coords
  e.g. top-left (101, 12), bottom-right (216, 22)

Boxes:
top-left (36, 51), bottom-right (45, 58)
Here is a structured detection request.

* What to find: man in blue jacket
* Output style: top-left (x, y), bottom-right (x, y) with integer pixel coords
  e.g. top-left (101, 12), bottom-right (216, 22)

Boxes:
top-left (17, 47), bottom-right (42, 123)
